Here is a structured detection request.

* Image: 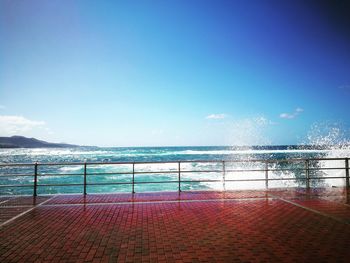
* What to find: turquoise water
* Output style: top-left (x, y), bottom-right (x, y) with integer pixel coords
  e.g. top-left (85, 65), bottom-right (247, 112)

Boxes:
top-left (0, 146), bottom-right (348, 195)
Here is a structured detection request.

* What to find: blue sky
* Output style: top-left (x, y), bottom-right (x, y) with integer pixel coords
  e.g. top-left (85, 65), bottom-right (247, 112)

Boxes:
top-left (1, 0), bottom-right (350, 146)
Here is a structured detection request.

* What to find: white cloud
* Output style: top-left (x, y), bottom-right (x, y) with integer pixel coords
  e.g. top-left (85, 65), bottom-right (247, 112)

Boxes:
top-left (0, 115), bottom-right (46, 136)
top-left (279, 108), bottom-right (304, 119)
top-left (206, 113), bottom-right (227, 120)
top-left (279, 113), bottom-right (295, 119)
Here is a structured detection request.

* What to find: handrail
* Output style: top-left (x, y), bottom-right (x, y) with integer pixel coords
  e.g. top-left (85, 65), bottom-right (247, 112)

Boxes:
top-left (0, 157), bottom-right (349, 196)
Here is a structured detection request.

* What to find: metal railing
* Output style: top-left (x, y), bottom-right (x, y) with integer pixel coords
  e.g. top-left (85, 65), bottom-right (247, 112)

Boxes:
top-left (0, 157), bottom-right (349, 196)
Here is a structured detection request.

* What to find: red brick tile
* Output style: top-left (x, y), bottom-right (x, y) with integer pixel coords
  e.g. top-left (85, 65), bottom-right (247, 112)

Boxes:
top-left (1, 189), bottom-right (350, 262)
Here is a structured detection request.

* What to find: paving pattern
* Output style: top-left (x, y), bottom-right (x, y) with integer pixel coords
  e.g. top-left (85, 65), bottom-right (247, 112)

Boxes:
top-left (1, 188), bottom-right (350, 262)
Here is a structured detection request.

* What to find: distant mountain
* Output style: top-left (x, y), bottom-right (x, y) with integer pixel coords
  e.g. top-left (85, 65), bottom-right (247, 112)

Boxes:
top-left (0, 136), bottom-right (79, 148)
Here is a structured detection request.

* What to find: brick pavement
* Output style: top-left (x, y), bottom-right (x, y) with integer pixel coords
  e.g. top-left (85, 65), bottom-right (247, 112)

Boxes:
top-left (1, 188), bottom-right (350, 262)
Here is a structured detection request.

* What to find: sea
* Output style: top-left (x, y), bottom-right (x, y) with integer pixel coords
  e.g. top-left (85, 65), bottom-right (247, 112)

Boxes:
top-left (0, 145), bottom-right (349, 195)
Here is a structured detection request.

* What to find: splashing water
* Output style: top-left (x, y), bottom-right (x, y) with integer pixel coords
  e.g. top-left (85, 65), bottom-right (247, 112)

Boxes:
top-left (301, 122), bottom-right (350, 188)
top-left (305, 122), bottom-right (350, 150)
top-left (1, 122), bottom-right (350, 195)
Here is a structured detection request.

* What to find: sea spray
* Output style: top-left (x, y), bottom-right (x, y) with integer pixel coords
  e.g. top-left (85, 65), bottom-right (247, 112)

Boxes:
top-left (301, 122), bottom-right (350, 187)
top-left (1, 137), bottom-right (350, 194)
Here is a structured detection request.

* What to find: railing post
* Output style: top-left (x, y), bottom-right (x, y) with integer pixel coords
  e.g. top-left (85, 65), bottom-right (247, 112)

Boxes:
top-left (345, 158), bottom-right (349, 189)
top-left (83, 162), bottom-right (87, 195)
top-left (305, 160), bottom-right (310, 189)
top-left (132, 163), bottom-right (135, 194)
top-left (33, 162), bottom-right (38, 197)
top-left (222, 161), bottom-right (226, 191)
top-left (265, 162), bottom-right (269, 189)
top-left (178, 162), bottom-right (181, 192)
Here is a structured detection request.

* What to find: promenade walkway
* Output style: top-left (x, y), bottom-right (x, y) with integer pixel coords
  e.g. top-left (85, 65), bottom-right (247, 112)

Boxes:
top-left (1, 188), bottom-right (350, 262)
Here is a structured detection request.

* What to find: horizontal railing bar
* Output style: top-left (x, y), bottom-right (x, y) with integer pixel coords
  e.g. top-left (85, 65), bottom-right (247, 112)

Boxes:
top-left (0, 166), bottom-right (345, 178)
top-left (174, 158), bottom-right (348, 163)
top-left (0, 163), bottom-right (36, 167)
top-left (225, 168), bottom-right (304, 173)
top-left (0, 184), bottom-right (34, 188)
top-left (224, 178), bottom-right (299, 182)
top-left (87, 172), bottom-right (133, 175)
top-left (225, 169), bottom-right (272, 173)
top-left (30, 161), bottom-right (178, 166)
top-left (308, 176), bottom-right (347, 180)
top-left (85, 161), bottom-right (182, 165)
top-left (29, 160), bottom-right (224, 166)
top-left (84, 171), bottom-right (179, 175)
top-left (178, 180), bottom-right (223, 183)
top-left (89, 181), bottom-right (178, 186)
top-left (87, 182), bottom-right (132, 186)
top-left (1, 177), bottom-right (348, 189)
top-left (38, 173), bottom-right (84, 177)
top-left (224, 176), bottom-right (347, 182)
top-left (37, 183), bottom-right (84, 187)
top-left (18, 162), bottom-right (87, 166)
top-left (179, 170), bottom-right (223, 173)
top-left (259, 168), bottom-right (312, 172)
top-left (134, 171), bottom-right (179, 174)
top-left (225, 167), bottom-right (346, 173)
top-left (182, 178), bottom-right (303, 183)
top-left (307, 167), bottom-right (345, 171)
top-left (133, 181), bottom-right (179, 184)
top-left (0, 157), bottom-right (348, 167)
top-left (0, 174), bottom-right (34, 177)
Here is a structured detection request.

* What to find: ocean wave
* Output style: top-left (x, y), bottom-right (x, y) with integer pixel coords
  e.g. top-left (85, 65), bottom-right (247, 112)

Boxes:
top-left (59, 166), bottom-right (82, 172)
top-left (0, 148), bottom-right (116, 156)
top-left (1, 148), bottom-right (344, 160)
top-left (177, 149), bottom-right (333, 155)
